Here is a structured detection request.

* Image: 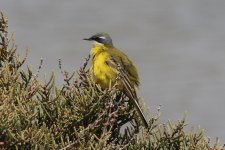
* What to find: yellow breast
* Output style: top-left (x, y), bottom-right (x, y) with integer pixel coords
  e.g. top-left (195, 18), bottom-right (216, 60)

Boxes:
top-left (90, 44), bottom-right (139, 90)
top-left (90, 46), bottom-right (117, 89)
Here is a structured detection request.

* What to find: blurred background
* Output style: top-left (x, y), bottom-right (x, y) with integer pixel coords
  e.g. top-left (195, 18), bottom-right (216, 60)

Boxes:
top-left (1, 0), bottom-right (225, 142)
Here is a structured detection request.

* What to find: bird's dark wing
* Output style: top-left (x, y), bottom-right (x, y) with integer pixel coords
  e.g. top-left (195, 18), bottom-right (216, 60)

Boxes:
top-left (105, 54), bottom-right (149, 129)
top-left (107, 49), bottom-right (139, 86)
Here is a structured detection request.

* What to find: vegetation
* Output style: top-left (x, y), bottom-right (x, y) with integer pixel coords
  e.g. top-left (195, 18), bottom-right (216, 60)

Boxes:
top-left (0, 12), bottom-right (224, 149)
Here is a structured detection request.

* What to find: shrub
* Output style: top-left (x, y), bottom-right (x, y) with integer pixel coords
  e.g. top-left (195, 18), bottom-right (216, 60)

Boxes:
top-left (0, 12), bottom-right (224, 149)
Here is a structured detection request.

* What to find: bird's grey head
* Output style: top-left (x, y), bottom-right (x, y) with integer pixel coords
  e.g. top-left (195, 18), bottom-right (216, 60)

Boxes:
top-left (83, 32), bottom-right (113, 47)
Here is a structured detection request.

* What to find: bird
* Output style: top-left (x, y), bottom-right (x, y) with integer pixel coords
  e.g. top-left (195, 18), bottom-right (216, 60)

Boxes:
top-left (83, 32), bottom-right (149, 128)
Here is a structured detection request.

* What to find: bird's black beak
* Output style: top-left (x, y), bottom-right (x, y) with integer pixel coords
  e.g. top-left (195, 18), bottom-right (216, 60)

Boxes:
top-left (83, 37), bottom-right (92, 41)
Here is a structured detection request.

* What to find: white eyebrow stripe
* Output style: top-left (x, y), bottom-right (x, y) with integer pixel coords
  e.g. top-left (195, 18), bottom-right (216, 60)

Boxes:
top-left (99, 36), bottom-right (106, 39)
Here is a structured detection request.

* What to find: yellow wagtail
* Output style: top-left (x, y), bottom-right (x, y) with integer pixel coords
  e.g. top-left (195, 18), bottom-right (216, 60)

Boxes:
top-left (84, 32), bottom-right (148, 128)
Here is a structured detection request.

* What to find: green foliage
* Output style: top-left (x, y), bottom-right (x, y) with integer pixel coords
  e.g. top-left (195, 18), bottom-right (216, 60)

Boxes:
top-left (0, 12), bottom-right (224, 149)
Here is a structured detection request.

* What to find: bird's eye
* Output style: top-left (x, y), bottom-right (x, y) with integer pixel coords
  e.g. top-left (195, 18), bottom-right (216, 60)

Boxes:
top-left (94, 37), bottom-right (100, 40)
top-left (94, 37), bottom-right (105, 43)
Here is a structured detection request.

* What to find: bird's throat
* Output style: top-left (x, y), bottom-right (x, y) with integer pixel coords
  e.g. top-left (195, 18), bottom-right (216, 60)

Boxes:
top-left (90, 44), bottom-right (105, 59)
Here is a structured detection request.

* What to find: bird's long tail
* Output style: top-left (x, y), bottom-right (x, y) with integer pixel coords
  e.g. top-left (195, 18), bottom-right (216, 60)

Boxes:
top-left (108, 56), bottom-right (150, 132)
top-left (109, 57), bottom-right (149, 129)
top-left (118, 70), bottom-right (149, 128)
